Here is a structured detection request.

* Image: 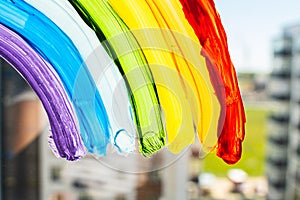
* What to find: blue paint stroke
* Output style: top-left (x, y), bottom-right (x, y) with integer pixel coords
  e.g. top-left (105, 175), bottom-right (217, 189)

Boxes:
top-left (25, 0), bottom-right (136, 153)
top-left (0, 0), bottom-right (111, 155)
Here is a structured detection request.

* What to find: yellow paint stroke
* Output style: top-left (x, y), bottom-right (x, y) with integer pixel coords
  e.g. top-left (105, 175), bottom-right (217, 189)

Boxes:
top-left (109, 0), bottom-right (221, 153)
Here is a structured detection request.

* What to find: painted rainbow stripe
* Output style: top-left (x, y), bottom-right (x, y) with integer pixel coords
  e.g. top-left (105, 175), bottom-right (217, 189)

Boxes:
top-left (0, 0), bottom-right (245, 164)
top-left (0, 23), bottom-right (85, 160)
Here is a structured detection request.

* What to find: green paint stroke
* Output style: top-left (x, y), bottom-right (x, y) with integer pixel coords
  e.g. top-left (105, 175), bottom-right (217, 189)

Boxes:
top-left (69, 0), bottom-right (166, 155)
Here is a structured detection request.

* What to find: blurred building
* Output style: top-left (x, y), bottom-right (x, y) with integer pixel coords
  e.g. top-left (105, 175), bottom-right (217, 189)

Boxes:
top-left (1, 59), bottom-right (43, 200)
top-left (267, 24), bottom-right (300, 200)
top-left (39, 128), bottom-right (140, 200)
top-left (0, 59), bottom-right (140, 200)
top-left (1, 58), bottom-right (192, 200)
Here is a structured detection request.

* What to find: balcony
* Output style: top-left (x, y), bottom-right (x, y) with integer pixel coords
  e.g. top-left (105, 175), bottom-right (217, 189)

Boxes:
top-left (268, 78), bottom-right (290, 100)
top-left (291, 80), bottom-right (300, 102)
top-left (266, 163), bottom-right (286, 184)
top-left (272, 57), bottom-right (291, 78)
top-left (273, 37), bottom-right (292, 57)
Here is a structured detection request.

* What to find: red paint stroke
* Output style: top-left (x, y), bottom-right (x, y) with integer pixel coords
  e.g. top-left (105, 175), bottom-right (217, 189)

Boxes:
top-left (179, 0), bottom-right (246, 164)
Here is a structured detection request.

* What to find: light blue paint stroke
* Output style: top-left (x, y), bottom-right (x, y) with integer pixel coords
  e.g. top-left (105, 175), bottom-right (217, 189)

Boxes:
top-left (25, 0), bottom-right (136, 153)
top-left (0, 0), bottom-right (111, 155)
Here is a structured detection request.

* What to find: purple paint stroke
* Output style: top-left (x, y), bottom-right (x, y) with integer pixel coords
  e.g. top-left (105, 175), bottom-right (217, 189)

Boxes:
top-left (0, 24), bottom-right (86, 161)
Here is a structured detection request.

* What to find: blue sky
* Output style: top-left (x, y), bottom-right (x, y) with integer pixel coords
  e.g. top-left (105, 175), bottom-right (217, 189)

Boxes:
top-left (214, 0), bottom-right (300, 73)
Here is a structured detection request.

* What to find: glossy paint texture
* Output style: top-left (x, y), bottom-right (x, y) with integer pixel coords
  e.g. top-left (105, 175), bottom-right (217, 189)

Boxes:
top-left (179, 0), bottom-right (246, 164)
top-left (0, 0), bottom-right (245, 164)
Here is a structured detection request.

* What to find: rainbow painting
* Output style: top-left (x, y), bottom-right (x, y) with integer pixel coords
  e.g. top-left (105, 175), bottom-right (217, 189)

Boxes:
top-left (0, 0), bottom-right (246, 164)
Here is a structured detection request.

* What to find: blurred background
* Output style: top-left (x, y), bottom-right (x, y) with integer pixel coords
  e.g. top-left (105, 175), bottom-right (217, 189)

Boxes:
top-left (1, 1), bottom-right (300, 200)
